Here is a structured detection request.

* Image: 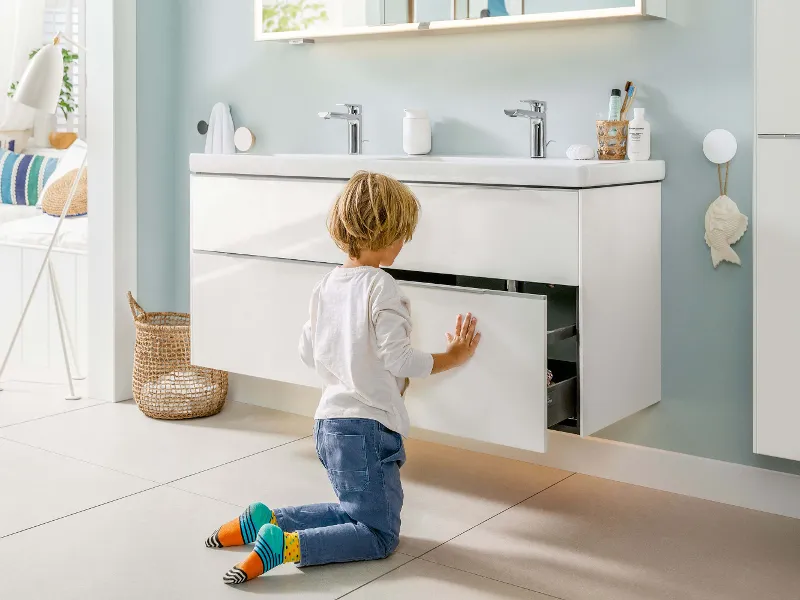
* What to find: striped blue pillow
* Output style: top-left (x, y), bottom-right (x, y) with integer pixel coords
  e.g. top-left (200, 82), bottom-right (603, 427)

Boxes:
top-left (0, 150), bottom-right (59, 207)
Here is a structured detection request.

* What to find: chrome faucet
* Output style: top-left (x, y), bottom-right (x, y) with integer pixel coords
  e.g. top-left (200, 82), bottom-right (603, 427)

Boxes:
top-left (504, 100), bottom-right (549, 159)
top-left (318, 103), bottom-right (363, 155)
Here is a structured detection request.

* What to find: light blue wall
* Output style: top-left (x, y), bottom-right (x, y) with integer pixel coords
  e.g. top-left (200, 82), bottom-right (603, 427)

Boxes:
top-left (137, 0), bottom-right (800, 474)
top-left (136, 0), bottom-right (178, 311)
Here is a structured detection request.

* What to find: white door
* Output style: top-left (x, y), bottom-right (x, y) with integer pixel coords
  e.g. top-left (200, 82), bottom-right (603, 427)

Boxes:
top-left (757, 0), bottom-right (800, 134)
top-left (191, 253), bottom-right (551, 452)
top-left (755, 138), bottom-right (800, 461)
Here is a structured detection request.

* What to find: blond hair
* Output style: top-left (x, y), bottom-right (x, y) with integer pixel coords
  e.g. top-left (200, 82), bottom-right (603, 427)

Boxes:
top-left (328, 171), bottom-right (420, 259)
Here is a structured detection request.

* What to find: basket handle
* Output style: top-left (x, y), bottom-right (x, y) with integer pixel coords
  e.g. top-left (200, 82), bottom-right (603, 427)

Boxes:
top-left (128, 291), bottom-right (146, 320)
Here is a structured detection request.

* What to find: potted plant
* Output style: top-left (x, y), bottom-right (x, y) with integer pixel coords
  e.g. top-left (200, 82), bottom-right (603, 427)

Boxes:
top-left (261, 0), bottom-right (328, 33)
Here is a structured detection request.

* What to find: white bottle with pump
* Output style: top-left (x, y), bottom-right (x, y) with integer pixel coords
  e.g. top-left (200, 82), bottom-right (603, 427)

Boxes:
top-left (627, 107), bottom-right (651, 161)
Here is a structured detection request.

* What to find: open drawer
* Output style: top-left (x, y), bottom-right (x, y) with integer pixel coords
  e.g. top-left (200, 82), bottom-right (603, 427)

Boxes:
top-left (191, 252), bottom-right (577, 453)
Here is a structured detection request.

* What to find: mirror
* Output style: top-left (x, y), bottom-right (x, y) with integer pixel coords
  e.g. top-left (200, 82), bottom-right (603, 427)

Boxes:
top-left (255, 0), bottom-right (664, 41)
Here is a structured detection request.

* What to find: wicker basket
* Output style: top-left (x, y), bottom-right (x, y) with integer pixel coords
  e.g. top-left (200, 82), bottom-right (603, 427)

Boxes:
top-left (42, 168), bottom-right (88, 217)
top-left (128, 292), bottom-right (227, 419)
top-left (596, 120), bottom-right (629, 161)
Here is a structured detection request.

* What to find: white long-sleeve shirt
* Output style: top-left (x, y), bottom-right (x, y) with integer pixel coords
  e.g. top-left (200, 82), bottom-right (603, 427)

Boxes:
top-left (299, 265), bottom-right (434, 436)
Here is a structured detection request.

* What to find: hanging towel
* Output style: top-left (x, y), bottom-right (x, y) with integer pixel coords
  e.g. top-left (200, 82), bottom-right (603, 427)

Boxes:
top-left (204, 102), bottom-right (236, 155)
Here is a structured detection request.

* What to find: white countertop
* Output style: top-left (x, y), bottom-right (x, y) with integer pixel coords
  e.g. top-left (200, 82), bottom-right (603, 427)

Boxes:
top-left (190, 153), bottom-right (665, 189)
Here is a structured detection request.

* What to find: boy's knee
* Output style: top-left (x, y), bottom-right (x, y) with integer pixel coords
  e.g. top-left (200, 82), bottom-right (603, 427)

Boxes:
top-left (377, 530), bottom-right (400, 558)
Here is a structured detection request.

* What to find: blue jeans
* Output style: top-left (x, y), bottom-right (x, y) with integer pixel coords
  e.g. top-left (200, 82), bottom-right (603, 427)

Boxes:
top-left (273, 418), bottom-right (405, 567)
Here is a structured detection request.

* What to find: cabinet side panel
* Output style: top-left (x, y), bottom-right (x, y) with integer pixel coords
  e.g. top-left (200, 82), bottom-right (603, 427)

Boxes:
top-left (579, 183), bottom-right (662, 435)
top-left (754, 139), bottom-right (800, 461)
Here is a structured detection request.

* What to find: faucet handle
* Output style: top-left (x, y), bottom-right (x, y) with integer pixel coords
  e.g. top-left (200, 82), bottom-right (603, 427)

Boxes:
top-left (336, 103), bottom-right (362, 115)
top-left (521, 100), bottom-right (546, 112)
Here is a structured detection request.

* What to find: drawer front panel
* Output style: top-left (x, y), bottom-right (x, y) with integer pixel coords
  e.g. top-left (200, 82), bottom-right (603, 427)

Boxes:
top-left (191, 175), bottom-right (580, 285)
top-left (191, 253), bottom-right (549, 452)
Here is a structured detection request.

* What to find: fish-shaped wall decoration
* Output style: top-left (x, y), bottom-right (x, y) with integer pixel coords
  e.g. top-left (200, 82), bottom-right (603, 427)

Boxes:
top-left (704, 194), bottom-right (748, 268)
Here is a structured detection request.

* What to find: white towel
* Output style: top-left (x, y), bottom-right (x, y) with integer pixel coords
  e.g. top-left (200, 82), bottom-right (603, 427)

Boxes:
top-left (204, 102), bottom-right (235, 155)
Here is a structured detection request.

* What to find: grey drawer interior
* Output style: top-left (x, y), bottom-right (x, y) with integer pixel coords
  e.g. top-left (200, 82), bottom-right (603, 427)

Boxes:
top-left (547, 359), bottom-right (578, 428)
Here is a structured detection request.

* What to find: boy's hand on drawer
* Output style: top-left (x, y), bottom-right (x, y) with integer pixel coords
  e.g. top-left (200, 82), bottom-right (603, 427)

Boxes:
top-left (431, 313), bottom-right (481, 375)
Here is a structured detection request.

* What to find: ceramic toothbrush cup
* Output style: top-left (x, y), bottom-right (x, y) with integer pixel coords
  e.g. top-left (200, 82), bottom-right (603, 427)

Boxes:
top-left (403, 109), bottom-right (431, 155)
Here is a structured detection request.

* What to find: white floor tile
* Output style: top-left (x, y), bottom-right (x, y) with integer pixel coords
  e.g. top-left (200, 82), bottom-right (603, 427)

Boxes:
top-left (0, 380), bottom-right (99, 428)
top-left (347, 559), bottom-right (554, 599)
top-left (0, 400), bottom-right (313, 482)
top-left (0, 486), bottom-right (411, 600)
top-left (398, 439), bottom-right (571, 556)
top-left (0, 438), bottom-right (154, 538)
top-left (172, 436), bottom-right (571, 557)
top-left (170, 436), bottom-right (336, 509)
top-left (424, 474), bottom-right (800, 600)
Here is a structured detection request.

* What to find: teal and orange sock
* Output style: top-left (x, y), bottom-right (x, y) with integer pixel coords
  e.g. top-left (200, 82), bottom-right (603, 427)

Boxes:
top-left (205, 502), bottom-right (277, 548)
top-left (223, 524), bottom-right (297, 584)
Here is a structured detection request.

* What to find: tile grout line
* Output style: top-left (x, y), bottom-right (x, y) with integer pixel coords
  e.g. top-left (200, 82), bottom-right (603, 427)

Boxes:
top-left (163, 434), bottom-right (313, 486)
top-left (0, 432), bottom-right (315, 539)
top-left (0, 432), bottom-right (313, 489)
top-left (335, 555), bottom-right (568, 600)
top-left (159, 485), bottom-right (247, 509)
top-left (415, 472), bottom-right (576, 560)
top-left (0, 468), bottom-right (296, 541)
top-left (334, 556), bottom-right (421, 599)
top-left (0, 484), bottom-right (164, 540)
top-left (0, 436), bottom-right (162, 485)
top-left (0, 400), bottom-right (106, 430)
top-left (335, 473), bottom-right (576, 600)
top-left (162, 485), bottom-right (248, 509)
top-left (407, 473), bottom-right (577, 599)
top-left (415, 558), bottom-right (568, 600)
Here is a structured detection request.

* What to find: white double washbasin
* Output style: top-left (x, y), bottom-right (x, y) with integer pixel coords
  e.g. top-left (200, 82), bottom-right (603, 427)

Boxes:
top-left (189, 153), bottom-right (666, 189)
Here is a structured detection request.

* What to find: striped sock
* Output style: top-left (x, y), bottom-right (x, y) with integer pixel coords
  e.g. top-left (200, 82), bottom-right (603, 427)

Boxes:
top-left (205, 502), bottom-right (277, 548)
top-left (223, 524), bottom-right (285, 585)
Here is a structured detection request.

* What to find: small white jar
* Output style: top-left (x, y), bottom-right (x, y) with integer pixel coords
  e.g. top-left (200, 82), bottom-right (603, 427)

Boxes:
top-left (403, 109), bottom-right (431, 155)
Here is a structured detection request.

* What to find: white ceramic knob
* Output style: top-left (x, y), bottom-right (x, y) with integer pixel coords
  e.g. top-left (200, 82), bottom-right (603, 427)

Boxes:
top-left (234, 127), bottom-right (255, 152)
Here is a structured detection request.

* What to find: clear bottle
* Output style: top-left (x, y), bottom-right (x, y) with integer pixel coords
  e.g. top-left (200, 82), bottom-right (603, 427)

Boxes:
top-left (627, 107), bottom-right (651, 161)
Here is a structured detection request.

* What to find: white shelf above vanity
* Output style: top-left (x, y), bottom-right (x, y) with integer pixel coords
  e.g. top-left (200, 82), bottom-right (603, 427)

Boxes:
top-left (254, 0), bottom-right (667, 44)
top-left (189, 153), bottom-right (665, 453)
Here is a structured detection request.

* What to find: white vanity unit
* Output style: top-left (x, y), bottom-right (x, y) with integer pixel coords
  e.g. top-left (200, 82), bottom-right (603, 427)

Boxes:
top-left (189, 154), bottom-right (665, 453)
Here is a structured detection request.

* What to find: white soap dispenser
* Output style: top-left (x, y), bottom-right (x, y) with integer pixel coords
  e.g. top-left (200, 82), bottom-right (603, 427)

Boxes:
top-left (627, 107), bottom-right (651, 161)
top-left (403, 109), bottom-right (431, 155)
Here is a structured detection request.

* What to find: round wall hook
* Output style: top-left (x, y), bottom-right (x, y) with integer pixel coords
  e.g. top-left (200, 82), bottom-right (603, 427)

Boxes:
top-left (703, 129), bottom-right (737, 164)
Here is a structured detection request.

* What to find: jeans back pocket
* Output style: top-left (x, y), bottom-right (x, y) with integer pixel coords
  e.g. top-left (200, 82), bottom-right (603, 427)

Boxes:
top-left (324, 432), bottom-right (369, 494)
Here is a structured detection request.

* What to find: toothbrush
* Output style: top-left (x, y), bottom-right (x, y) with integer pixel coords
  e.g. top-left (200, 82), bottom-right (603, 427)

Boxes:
top-left (625, 86), bottom-right (637, 119)
top-left (620, 81), bottom-right (632, 116)
top-left (622, 84), bottom-right (636, 120)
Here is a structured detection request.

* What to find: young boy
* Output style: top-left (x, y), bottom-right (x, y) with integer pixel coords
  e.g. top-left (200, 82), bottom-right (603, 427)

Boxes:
top-left (206, 171), bottom-right (481, 584)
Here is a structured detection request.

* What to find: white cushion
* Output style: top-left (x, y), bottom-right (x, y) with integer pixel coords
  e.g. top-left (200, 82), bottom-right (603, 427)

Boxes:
top-left (39, 139), bottom-right (88, 206)
top-left (0, 205), bottom-right (40, 225)
top-left (0, 214), bottom-right (88, 252)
